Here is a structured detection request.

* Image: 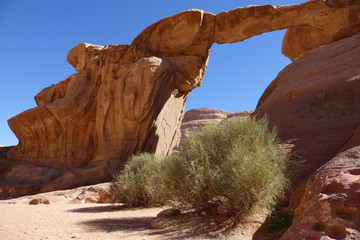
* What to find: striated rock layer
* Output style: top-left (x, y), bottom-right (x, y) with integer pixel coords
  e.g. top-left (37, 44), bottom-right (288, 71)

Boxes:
top-left (1, 0), bottom-right (360, 198)
top-left (255, 33), bottom-right (360, 187)
top-left (179, 108), bottom-right (252, 147)
top-left (255, 33), bottom-right (360, 239)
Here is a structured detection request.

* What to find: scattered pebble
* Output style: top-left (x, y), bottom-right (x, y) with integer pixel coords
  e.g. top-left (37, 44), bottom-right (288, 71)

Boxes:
top-left (210, 221), bottom-right (217, 228)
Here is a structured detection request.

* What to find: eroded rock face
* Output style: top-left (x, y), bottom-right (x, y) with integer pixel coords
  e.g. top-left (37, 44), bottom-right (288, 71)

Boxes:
top-left (255, 33), bottom-right (360, 239)
top-left (282, 0), bottom-right (360, 60)
top-left (281, 148), bottom-right (360, 239)
top-left (8, 44), bottom-right (190, 169)
top-left (215, 0), bottom-right (360, 61)
top-left (255, 33), bottom-right (360, 187)
top-left (2, 0), bottom-right (360, 198)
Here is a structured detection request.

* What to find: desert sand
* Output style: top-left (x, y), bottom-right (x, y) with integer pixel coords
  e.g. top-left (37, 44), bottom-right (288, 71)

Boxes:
top-left (0, 203), bottom-right (170, 240)
top-left (0, 200), bottom-right (261, 240)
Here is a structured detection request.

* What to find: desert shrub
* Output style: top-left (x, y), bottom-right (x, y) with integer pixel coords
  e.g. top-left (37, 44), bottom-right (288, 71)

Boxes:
top-left (162, 117), bottom-right (290, 215)
top-left (111, 153), bottom-right (167, 207)
top-left (267, 205), bottom-right (292, 231)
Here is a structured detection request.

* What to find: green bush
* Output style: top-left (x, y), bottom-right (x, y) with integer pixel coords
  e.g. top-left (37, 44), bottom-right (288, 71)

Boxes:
top-left (163, 117), bottom-right (290, 215)
top-left (111, 153), bottom-right (167, 207)
top-left (267, 206), bottom-right (292, 231)
top-left (111, 117), bottom-right (290, 217)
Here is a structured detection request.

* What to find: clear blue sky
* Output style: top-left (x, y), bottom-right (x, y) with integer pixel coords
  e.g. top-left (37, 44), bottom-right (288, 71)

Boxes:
top-left (0, 0), bottom-right (304, 146)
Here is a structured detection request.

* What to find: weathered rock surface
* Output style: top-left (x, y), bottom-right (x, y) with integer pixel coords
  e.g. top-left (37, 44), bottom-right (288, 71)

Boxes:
top-left (8, 43), bottom-right (189, 169)
top-left (1, 0), bottom-right (360, 198)
top-left (283, 0), bottom-right (360, 60)
top-left (255, 33), bottom-right (360, 187)
top-left (215, 0), bottom-right (360, 60)
top-left (281, 145), bottom-right (360, 240)
top-left (255, 33), bottom-right (360, 239)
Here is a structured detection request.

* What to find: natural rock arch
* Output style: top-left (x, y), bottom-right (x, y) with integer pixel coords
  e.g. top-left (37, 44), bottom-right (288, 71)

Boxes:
top-left (2, 0), bottom-right (359, 191)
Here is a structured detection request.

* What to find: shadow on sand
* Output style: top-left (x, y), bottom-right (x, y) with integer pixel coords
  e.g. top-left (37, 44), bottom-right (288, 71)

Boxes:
top-left (79, 217), bottom-right (153, 232)
top-left (68, 204), bottom-right (127, 213)
top-left (72, 205), bottom-right (289, 239)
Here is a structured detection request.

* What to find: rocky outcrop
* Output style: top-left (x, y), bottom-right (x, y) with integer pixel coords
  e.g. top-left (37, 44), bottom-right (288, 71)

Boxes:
top-left (8, 43), bottom-right (189, 169)
top-left (255, 33), bottom-right (360, 239)
top-left (1, 0), bottom-right (360, 198)
top-left (281, 146), bottom-right (360, 239)
top-left (282, 0), bottom-right (360, 60)
top-left (255, 33), bottom-right (360, 187)
top-left (0, 182), bottom-right (114, 204)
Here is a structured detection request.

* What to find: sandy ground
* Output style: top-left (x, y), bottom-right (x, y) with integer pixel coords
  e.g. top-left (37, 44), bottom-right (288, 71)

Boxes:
top-left (0, 185), bottom-right (261, 240)
top-left (0, 204), bottom-right (197, 240)
top-left (0, 203), bottom-right (172, 240)
top-left (0, 202), bottom-right (264, 240)
top-left (0, 202), bottom-right (263, 240)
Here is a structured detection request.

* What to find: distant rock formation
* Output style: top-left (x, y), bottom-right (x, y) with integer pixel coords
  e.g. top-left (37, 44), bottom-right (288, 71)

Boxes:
top-left (1, 0), bottom-right (359, 198)
top-left (255, 33), bottom-right (360, 240)
top-left (179, 108), bottom-right (252, 147)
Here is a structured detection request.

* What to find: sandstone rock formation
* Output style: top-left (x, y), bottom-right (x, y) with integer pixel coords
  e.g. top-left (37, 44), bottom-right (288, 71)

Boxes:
top-left (281, 146), bottom-right (360, 240)
top-left (8, 43), bottom-right (189, 169)
top-left (283, 0), bottom-right (360, 60)
top-left (255, 33), bottom-right (360, 187)
top-left (215, 0), bottom-right (360, 60)
top-left (255, 33), bottom-right (360, 239)
top-left (1, 0), bottom-right (360, 198)
top-left (180, 108), bottom-right (230, 147)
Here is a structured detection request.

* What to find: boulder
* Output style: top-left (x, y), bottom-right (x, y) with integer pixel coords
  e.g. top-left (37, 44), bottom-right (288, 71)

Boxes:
top-left (69, 183), bottom-right (114, 204)
top-left (156, 208), bottom-right (181, 218)
top-left (29, 198), bottom-right (50, 205)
